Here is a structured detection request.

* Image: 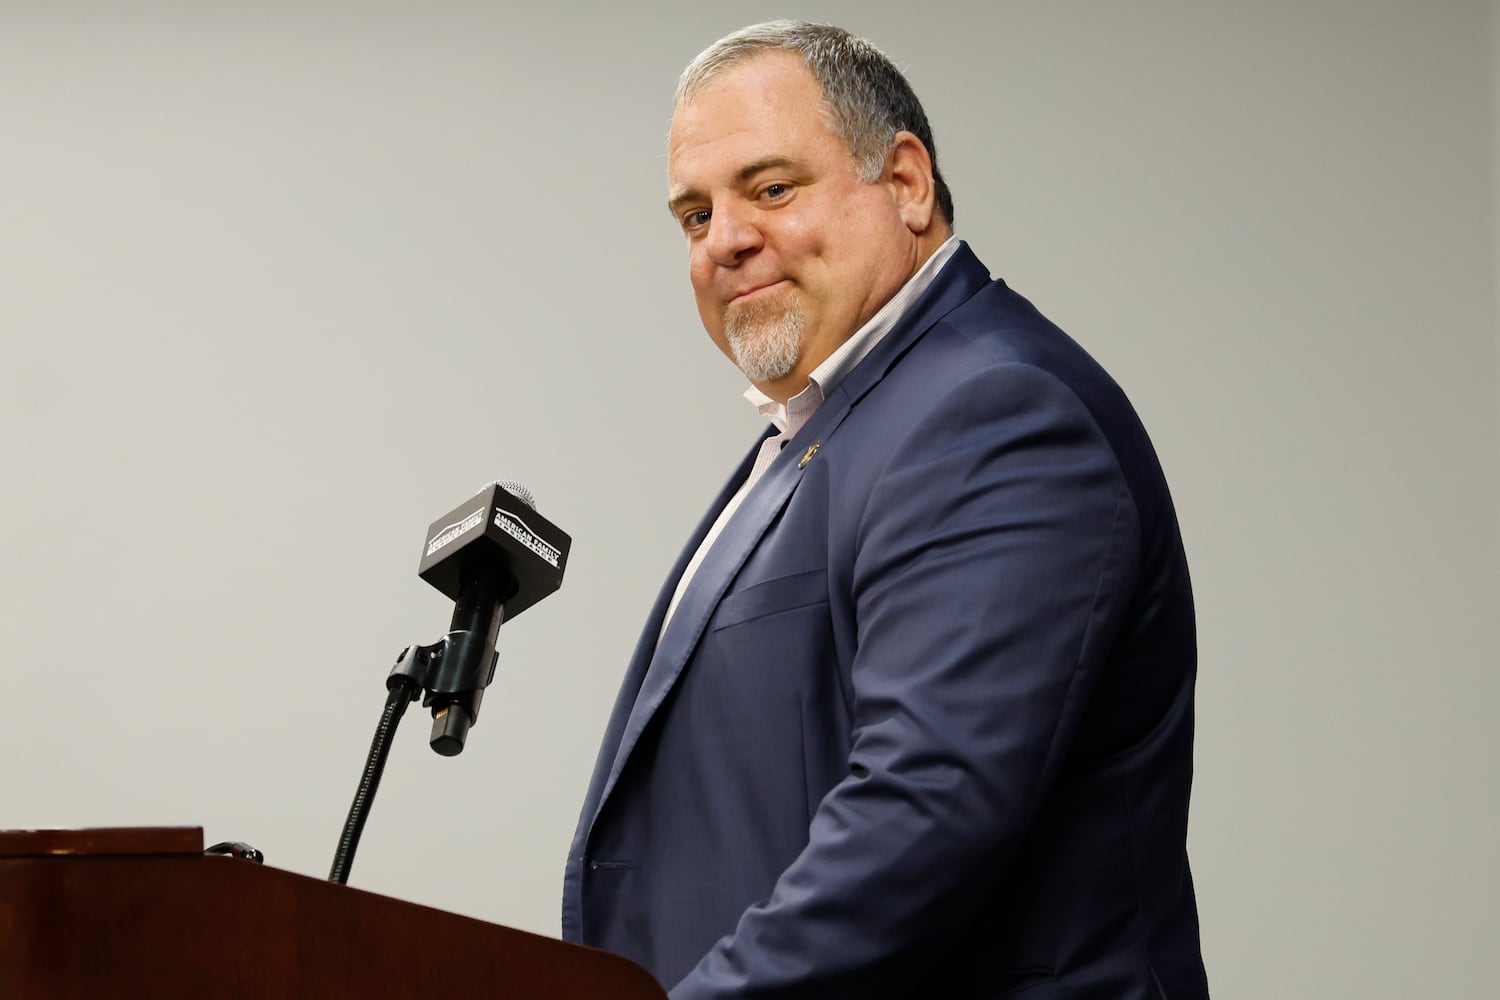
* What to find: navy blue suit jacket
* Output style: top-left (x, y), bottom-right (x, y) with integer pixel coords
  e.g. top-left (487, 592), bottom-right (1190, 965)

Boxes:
top-left (563, 245), bottom-right (1208, 999)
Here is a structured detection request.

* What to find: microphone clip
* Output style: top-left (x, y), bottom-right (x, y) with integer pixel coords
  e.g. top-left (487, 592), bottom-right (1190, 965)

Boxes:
top-left (386, 637), bottom-right (497, 757)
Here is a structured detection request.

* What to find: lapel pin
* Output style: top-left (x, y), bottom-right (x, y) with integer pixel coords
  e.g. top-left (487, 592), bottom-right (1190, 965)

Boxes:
top-left (798, 440), bottom-right (822, 469)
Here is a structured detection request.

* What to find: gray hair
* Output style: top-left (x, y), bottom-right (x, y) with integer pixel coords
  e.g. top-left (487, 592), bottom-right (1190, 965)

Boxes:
top-left (676, 20), bottom-right (955, 225)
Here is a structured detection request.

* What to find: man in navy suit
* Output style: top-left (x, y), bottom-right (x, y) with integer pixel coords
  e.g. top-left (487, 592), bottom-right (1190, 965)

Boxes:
top-left (563, 20), bottom-right (1209, 999)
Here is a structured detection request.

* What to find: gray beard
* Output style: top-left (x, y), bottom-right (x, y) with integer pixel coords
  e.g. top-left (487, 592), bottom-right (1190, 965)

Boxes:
top-left (723, 292), bottom-right (805, 385)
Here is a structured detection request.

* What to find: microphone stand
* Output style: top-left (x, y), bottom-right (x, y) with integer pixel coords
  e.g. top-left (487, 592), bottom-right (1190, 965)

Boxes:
top-left (327, 481), bottom-right (569, 885)
top-left (327, 641), bottom-right (438, 886)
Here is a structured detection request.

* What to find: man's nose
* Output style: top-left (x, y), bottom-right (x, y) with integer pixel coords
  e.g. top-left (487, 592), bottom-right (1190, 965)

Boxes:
top-left (703, 202), bottom-right (762, 266)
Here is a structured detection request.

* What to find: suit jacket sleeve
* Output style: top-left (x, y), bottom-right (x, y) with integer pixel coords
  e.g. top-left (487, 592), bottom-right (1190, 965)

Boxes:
top-left (669, 359), bottom-right (1141, 999)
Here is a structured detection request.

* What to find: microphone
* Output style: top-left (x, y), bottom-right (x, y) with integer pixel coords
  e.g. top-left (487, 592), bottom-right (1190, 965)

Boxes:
top-left (411, 480), bottom-right (571, 755)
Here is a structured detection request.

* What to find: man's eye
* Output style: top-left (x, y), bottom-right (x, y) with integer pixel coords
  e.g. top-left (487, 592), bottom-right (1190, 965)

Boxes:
top-left (763, 184), bottom-right (789, 199)
top-left (684, 209), bottom-right (711, 230)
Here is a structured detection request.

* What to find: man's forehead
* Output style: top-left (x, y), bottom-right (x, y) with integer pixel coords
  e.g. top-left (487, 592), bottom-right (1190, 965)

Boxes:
top-left (670, 52), bottom-right (825, 144)
top-left (667, 53), bottom-right (835, 189)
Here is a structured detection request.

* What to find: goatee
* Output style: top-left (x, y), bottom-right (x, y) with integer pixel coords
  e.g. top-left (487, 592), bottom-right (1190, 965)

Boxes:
top-left (723, 291), bottom-right (805, 385)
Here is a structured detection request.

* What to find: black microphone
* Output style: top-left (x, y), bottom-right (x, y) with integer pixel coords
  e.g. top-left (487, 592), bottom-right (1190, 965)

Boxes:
top-left (412, 480), bottom-right (571, 755)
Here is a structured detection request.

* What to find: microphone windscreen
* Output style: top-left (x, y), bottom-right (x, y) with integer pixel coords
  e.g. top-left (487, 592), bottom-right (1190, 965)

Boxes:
top-left (483, 479), bottom-right (537, 510)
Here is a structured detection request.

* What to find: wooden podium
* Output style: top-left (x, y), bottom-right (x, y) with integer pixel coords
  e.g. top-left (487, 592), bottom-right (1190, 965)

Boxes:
top-left (0, 827), bottom-right (666, 999)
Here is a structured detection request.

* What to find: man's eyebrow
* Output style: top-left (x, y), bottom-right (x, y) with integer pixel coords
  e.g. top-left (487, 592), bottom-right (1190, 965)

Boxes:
top-left (666, 156), bottom-right (805, 217)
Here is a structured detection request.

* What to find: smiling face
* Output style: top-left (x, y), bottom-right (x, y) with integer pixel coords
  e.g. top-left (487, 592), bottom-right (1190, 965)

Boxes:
top-left (667, 52), bottom-right (942, 401)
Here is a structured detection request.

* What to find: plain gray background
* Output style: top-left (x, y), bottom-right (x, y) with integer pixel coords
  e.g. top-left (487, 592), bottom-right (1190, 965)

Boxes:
top-left (2, 2), bottom-right (1495, 996)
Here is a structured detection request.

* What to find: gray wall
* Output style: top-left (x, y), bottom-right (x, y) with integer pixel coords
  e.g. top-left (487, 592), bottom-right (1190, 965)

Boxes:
top-left (2, 2), bottom-right (1495, 996)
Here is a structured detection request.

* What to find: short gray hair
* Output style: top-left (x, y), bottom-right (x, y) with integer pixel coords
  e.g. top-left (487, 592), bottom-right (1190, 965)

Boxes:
top-left (676, 20), bottom-right (955, 225)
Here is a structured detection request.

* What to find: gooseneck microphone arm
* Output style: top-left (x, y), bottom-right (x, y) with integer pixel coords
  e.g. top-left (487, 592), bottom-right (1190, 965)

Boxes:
top-left (328, 654), bottom-right (426, 885)
top-left (328, 481), bottom-right (571, 885)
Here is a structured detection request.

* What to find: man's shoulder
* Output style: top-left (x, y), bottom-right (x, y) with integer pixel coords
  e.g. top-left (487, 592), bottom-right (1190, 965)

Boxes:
top-left (876, 243), bottom-right (1094, 383)
top-left (870, 274), bottom-right (1178, 509)
top-left (886, 276), bottom-right (1109, 406)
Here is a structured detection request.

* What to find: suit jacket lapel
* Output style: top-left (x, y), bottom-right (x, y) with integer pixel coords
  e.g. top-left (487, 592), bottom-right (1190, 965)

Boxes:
top-left (572, 430), bottom-right (769, 835)
top-left (589, 414), bottom-right (838, 822)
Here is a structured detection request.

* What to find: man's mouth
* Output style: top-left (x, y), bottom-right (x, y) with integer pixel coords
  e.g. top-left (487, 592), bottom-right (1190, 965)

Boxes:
top-left (727, 279), bottom-right (790, 306)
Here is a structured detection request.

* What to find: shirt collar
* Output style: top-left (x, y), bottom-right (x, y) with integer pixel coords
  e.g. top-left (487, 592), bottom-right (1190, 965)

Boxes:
top-left (743, 235), bottom-right (962, 432)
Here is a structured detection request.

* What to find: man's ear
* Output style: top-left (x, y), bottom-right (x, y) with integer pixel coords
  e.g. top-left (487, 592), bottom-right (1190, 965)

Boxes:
top-left (887, 131), bottom-right (938, 234)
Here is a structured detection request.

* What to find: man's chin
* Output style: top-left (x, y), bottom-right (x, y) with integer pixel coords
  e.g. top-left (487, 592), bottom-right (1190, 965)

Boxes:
top-left (723, 298), bottom-right (805, 386)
